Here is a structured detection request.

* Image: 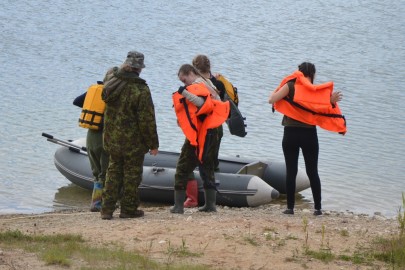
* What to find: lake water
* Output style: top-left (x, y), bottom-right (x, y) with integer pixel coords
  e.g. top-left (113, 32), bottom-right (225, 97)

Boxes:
top-left (0, 0), bottom-right (404, 217)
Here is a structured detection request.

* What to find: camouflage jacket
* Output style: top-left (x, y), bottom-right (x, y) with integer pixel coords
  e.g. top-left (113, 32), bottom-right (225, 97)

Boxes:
top-left (102, 67), bottom-right (159, 155)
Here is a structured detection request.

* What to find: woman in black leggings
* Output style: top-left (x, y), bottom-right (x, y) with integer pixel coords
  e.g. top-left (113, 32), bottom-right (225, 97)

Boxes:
top-left (268, 62), bottom-right (343, 216)
top-left (283, 126), bottom-right (321, 214)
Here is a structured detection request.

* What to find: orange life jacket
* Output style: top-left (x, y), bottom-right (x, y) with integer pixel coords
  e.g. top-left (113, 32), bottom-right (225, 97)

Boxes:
top-left (273, 71), bottom-right (347, 134)
top-left (173, 82), bottom-right (230, 162)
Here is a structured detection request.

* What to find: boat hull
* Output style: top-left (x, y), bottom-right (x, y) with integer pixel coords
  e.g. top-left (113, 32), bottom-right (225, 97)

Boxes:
top-left (53, 143), bottom-right (281, 207)
top-left (143, 149), bottom-right (310, 194)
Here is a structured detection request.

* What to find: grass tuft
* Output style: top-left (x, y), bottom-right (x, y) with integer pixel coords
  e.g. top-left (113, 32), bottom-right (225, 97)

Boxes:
top-left (398, 192), bottom-right (405, 236)
top-left (363, 192), bottom-right (405, 268)
top-left (372, 234), bottom-right (405, 267)
top-left (243, 236), bottom-right (259, 246)
top-left (166, 238), bottom-right (201, 258)
top-left (0, 230), bottom-right (207, 270)
top-left (304, 248), bottom-right (335, 263)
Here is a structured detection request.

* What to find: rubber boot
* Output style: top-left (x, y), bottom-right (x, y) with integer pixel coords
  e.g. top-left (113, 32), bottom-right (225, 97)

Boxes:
top-left (170, 190), bottom-right (186, 214)
top-left (198, 189), bottom-right (217, 212)
top-left (90, 181), bottom-right (103, 212)
top-left (184, 179), bottom-right (198, 208)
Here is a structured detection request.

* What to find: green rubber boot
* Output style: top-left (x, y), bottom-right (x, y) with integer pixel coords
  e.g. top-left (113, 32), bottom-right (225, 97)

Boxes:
top-left (198, 189), bottom-right (217, 212)
top-left (170, 190), bottom-right (186, 214)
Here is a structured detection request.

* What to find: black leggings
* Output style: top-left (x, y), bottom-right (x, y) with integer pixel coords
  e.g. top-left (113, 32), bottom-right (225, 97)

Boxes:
top-left (282, 127), bottom-right (321, 210)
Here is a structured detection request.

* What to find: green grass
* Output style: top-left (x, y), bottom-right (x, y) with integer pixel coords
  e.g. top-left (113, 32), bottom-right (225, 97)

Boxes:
top-left (243, 236), bottom-right (259, 246)
top-left (369, 192), bottom-right (405, 268)
top-left (398, 192), bottom-right (405, 236)
top-left (304, 248), bottom-right (335, 263)
top-left (0, 230), bottom-right (85, 267)
top-left (339, 229), bottom-right (349, 237)
top-left (166, 238), bottom-right (202, 258)
top-left (299, 192), bottom-right (405, 268)
top-left (371, 232), bottom-right (405, 267)
top-left (0, 230), bottom-right (210, 270)
top-left (337, 251), bottom-right (373, 265)
top-left (308, 228), bottom-right (405, 268)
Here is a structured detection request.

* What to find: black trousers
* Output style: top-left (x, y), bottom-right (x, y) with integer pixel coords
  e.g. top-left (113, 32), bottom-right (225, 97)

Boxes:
top-left (282, 126), bottom-right (321, 210)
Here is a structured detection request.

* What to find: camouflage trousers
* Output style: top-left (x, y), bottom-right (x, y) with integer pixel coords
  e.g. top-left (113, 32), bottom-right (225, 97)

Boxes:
top-left (101, 149), bottom-right (145, 215)
top-left (175, 128), bottom-right (219, 190)
top-left (86, 129), bottom-right (109, 184)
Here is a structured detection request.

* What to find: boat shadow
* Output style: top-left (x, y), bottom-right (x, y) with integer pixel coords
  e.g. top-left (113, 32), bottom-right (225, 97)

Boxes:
top-left (53, 184), bottom-right (168, 211)
top-left (53, 184), bottom-right (91, 211)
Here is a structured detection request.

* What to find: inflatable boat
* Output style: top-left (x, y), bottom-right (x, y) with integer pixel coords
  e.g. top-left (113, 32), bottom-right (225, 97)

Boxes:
top-left (44, 133), bottom-right (310, 207)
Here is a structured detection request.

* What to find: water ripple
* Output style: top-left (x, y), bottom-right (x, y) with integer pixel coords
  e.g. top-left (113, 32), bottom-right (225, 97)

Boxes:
top-left (0, 0), bottom-right (403, 217)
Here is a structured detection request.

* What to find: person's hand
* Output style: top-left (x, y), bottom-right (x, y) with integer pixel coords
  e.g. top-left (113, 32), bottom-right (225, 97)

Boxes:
top-left (331, 91), bottom-right (343, 104)
top-left (149, 149), bottom-right (158, 156)
top-left (178, 86), bottom-right (186, 94)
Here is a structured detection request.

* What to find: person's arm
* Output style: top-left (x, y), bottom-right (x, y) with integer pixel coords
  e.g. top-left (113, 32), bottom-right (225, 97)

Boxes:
top-left (268, 83), bottom-right (289, 104)
top-left (178, 87), bottom-right (205, 107)
top-left (138, 87), bottom-right (159, 153)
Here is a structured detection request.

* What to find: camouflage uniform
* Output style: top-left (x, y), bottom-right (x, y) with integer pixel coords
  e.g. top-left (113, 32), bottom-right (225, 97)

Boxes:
top-left (101, 53), bottom-right (159, 216)
top-left (175, 128), bottom-right (218, 190)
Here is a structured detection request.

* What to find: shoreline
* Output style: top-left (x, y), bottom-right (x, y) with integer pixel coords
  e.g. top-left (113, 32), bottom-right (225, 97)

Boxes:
top-left (0, 204), bottom-right (400, 270)
top-left (2, 198), bottom-right (400, 220)
top-left (6, 184), bottom-right (402, 219)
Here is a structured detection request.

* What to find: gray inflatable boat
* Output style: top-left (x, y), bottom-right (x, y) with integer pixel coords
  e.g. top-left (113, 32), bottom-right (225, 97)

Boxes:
top-left (44, 133), bottom-right (310, 207)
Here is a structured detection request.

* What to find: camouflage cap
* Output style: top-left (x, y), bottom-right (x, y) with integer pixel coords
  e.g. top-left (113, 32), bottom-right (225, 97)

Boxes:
top-left (124, 51), bottom-right (146, 69)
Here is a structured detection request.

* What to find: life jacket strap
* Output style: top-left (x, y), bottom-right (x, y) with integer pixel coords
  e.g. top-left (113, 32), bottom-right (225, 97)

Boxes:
top-left (78, 109), bottom-right (104, 127)
top-left (180, 98), bottom-right (198, 132)
top-left (284, 97), bottom-right (346, 127)
top-left (284, 97), bottom-right (345, 119)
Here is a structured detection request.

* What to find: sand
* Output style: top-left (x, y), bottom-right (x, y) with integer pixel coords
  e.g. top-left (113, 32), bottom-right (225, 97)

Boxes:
top-left (0, 203), bottom-right (400, 270)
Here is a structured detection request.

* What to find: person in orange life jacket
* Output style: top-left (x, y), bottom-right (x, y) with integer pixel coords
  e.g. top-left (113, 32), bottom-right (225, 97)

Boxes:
top-left (268, 62), bottom-right (343, 216)
top-left (170, 64), bottom-right (230, 214)
top-left (73, 90), bottom-right (109, 212)
top-left (192, 55), bottom-right (226, 169)
top-left (171, 55), bottom-right (227, 208)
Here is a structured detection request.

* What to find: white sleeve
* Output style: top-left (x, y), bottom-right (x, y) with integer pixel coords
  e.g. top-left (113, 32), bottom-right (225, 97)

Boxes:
top-left (181, 90), bottom-right (205, 107)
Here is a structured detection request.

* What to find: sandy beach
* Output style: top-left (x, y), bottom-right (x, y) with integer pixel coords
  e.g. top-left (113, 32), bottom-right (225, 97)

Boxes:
top-left (0, 204), bottom-right (400, 270)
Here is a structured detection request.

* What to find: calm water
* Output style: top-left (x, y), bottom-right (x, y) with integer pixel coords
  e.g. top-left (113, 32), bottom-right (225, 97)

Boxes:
top-left (1, 0), bottom-right (404, 217)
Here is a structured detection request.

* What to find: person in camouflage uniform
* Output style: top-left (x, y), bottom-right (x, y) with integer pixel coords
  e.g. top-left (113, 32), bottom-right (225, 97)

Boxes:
top-left (100, 51), bottom-right (159, 220)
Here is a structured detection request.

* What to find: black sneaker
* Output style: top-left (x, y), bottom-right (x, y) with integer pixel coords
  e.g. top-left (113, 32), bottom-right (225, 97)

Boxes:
top-left (283, 209), bottom-right (294, 215)
top-left (119, 210), bottom-right (144, 218)
top-left (101, 213), bottom-right (113, 220)
top-left (90, 206), bottom-right (101, 212)
top-left (313, 209), bottom-right (323, 216)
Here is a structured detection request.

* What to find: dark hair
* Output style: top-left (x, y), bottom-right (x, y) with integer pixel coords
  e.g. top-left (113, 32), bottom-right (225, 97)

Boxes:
top-left (178, 64), bottom-right (200, 77)
top-left (192, 55), bottom-right (211, 74)
top-left (298, 62), bottom-right (316, 83)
